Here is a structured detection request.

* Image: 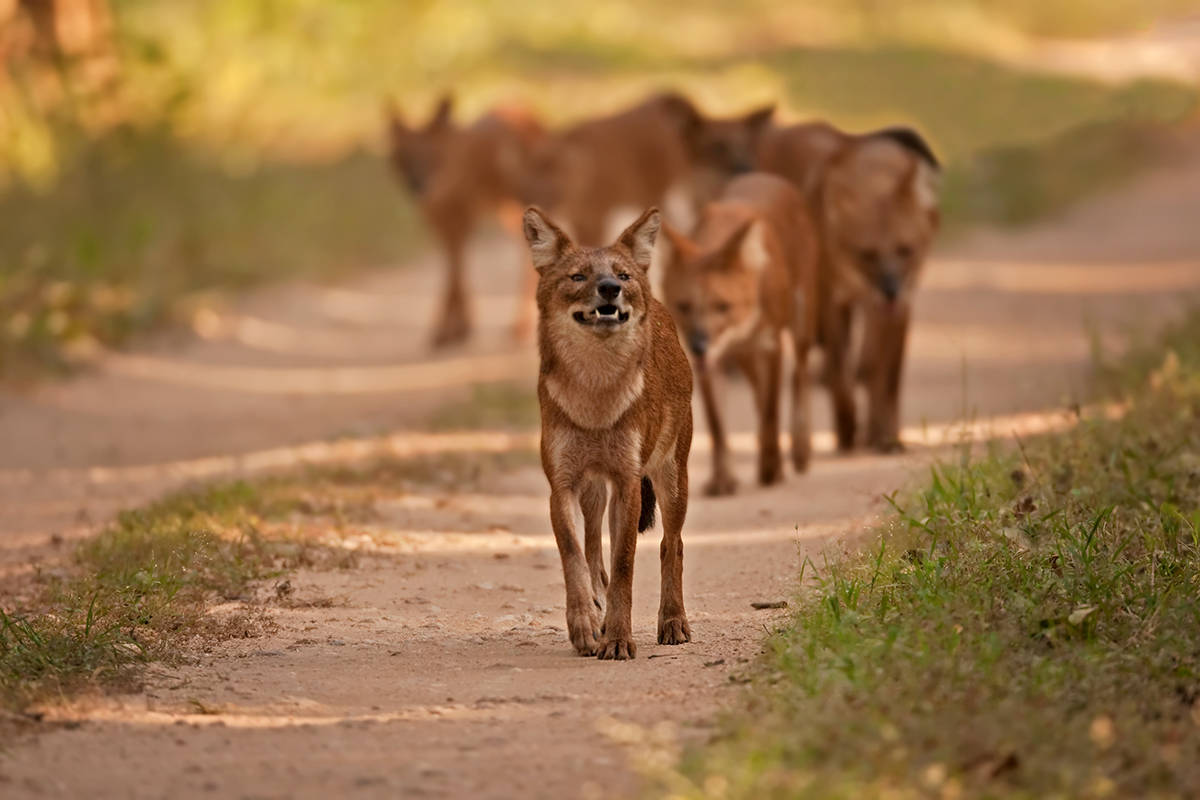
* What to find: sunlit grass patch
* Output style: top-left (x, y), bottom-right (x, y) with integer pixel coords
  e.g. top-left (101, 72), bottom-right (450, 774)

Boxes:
top-left (0, 445), bottom-right (540, 711)
top-left (653, 310), bottom-right (1200, 798)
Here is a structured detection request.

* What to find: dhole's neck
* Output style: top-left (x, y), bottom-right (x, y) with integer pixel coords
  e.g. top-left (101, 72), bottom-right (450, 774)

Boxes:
top-left (539, 320), bottom-right (648, 430)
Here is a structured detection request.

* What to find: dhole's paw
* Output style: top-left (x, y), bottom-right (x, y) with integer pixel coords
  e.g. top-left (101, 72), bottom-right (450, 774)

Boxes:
top-left (703, 473), bottom-right (738, 497)
top-left (657, 615), bottom-right (691, 645)
top-left (596, 634), bottom-right (637, 661)
top-left (758, 457), bottom-right (784, 486)
top-left (566, 608), bottom-right (603, 656)
top-left (431, 316), bottom-right (471, 349)
top-left (791, 448), bottom-right (811, 474)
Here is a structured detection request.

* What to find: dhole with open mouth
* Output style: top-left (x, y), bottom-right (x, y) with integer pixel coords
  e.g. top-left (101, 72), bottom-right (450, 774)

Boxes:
top-left (523, 205), bottom-right (693, 660)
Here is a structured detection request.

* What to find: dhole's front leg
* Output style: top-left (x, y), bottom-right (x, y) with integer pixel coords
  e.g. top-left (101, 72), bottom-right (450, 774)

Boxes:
top-left (746, 338), bottom-right (784, 486)
top-left (549, 488), bottom-right (602, 655)
top-left (598, 478), bottom-right (641, 660)
top-left (695, 365), bottom-right (737, 496)
top-left (866, 305), bottom-right (910, 452)
top-left (654, 440), bottom-right (691, 645)
top-left (579, 478), bottom-right (609, 611)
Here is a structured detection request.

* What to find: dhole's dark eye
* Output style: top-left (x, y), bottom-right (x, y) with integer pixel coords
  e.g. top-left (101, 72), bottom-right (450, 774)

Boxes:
top-left (713, 300), bottom-right (732, 314)
top-left (858, 248), bottom-right (880, 266)
top-left (896, 245), bottom-right (914, 261)
top-left (676, 301), bottom-right (692, 314)
top-left (618, 273), bottom-right (630, 281)
top-left (570, 273), bottom-right (586, 282)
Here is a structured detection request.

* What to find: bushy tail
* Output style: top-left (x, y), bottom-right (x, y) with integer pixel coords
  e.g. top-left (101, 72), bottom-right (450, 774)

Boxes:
top-left (637, 476), bottom-right (656, 533)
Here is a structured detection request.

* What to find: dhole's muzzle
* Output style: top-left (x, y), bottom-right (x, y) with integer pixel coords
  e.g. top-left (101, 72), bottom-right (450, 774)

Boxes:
top-left (573, 277), bottom-right (632, 328)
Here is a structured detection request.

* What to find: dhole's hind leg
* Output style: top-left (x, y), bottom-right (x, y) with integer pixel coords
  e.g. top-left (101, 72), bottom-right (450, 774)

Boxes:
top-left (430, 225), bottom-right (473, 348)
top-left (548, 488), bottom-right (602, 656)
top-left (866, 305), bottom-right (910, 452)
top-left (822, 302), bottom-right (857, 451)
top-left (579, 477), bottom-right (609, 612)
top-left (696, 366), bottom-right (737, 496)
top-left (653, 438), bottom-right (691, 645)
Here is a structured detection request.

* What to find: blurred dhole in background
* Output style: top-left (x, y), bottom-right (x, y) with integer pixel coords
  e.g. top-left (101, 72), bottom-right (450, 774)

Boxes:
top-left (2, 0), bottom-right (1198, 377)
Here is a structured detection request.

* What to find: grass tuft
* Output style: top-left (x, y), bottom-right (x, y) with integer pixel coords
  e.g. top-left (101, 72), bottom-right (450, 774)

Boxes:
top-left (653, 308), bottom-right (1200, 798)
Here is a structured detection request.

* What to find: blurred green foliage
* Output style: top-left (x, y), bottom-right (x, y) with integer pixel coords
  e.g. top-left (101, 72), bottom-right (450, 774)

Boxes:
top-left (0, 0), bottom-right (1197, 376)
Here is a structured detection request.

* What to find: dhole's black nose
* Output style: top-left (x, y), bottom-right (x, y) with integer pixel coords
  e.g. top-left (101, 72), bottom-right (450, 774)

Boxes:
top-left (597, 278), bottom-right (622, 302)
top-left (879, 273), bottom-right (900, 302)
top-left (687, 331), bottom-right (708, 358)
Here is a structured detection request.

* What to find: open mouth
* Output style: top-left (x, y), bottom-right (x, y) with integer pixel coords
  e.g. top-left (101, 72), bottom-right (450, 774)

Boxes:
top-left (573, 304), bottom-right (630, 326)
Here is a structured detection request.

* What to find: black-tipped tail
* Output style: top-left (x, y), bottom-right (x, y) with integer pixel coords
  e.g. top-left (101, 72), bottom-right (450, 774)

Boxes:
top-left (638, 476), bottom-right (656, 533)
top-left (869, 126), bottom-right (940, 170)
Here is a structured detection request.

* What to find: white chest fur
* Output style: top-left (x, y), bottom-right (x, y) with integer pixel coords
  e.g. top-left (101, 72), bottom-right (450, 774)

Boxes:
top-left (545, 370), bottom-right (644, 430)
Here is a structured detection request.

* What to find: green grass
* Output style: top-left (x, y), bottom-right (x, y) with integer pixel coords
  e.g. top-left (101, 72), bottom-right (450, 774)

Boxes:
top-left (0, 481), bottom-right (292, 710)
top-left (651, 308), bottom-right (1200, 798)
top-left (0, 447), bottom-right (539, 711)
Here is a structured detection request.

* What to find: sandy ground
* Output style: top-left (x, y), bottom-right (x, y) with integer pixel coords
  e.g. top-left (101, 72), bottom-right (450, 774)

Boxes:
top-left (2, 139), bottom-right (1200, 798)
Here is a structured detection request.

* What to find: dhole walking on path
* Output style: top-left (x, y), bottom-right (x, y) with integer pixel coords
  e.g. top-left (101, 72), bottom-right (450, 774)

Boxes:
top-left (758, 123), bottom-right (941, 451)
top-left (522, 205), bottom-right (694, 660)
top-left (386, 95), bottom-right (546, 346)
top-left (660, 173), bottom-right (819, 496)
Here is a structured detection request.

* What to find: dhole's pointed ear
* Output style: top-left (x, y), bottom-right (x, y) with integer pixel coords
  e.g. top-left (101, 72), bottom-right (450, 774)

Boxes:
top-left (659, 222), bottom-right (696, 269)
top-left (617, 207), bottom-right (661, 271)
top-left (523, 207), bottom-right (572, 272)
top-left (743, 104), bottom-right (775, 131)
top-left (713, 219), bottom-right (755, 267)
top-left (384, 97), bottom-right (407, 132)
top-left (896, 157), bottom-right (940, 215)
top-left (739, 222), bottom-right (770, 272)
top-left (427, 94), bottom-right (454, 132)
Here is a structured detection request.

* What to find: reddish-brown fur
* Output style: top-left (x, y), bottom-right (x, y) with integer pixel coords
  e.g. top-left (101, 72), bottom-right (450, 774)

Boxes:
top-left (661, 173), bottom-right (819, 495)
top-left (387, 96), bottom-right (546, 346)
top-left (525, 93), bottom-right (776, 245)
top-left (523, 205), bottom-right (693, 660)
top-left (757, 123), bottom-right (940, 451)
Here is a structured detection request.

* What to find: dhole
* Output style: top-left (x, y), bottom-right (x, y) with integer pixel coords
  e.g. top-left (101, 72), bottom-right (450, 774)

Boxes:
top-left (759, 124), bottom-right (940, 451)
top-left (386, 95), bottom-right (545, 346)
top-left (522, 205), bottom-right (693, 660)
top-left (661, 173), bottom-right (819, 496)
top-left (525, 93), bottom-right (776, 245)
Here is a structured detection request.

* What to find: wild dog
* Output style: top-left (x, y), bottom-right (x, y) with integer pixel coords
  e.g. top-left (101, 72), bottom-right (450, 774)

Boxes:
top-left (386, 95), bottom-right (545, 346)
top-left (679, 103), bottom-right (775, 208)
top-left (660, 173), bottom-right (818, 496)
top-left (523, 205), bottom-right (693, 660)
top-left (759, 125), bottom-right (940, 451)
top-left (524, 93), bottom-right (775, 245)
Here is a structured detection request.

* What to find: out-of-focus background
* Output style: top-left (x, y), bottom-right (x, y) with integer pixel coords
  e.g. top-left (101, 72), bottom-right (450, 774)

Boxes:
top-left (2, 0), bottom-right (1199, 378)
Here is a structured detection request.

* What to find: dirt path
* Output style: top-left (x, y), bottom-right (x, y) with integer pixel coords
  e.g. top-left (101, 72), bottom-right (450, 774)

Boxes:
top-left (3, 142), bottom-right (1200, 797)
